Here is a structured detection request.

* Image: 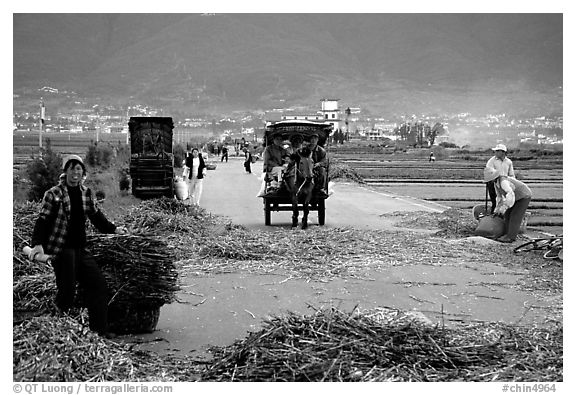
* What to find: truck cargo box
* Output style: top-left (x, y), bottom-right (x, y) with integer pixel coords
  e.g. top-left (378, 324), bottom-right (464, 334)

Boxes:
top-left (128, 117), bottom-right (175, 198)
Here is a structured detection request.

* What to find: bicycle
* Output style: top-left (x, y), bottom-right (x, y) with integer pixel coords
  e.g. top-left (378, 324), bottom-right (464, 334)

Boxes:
top-left (513, 234), bottom-right (563, 260)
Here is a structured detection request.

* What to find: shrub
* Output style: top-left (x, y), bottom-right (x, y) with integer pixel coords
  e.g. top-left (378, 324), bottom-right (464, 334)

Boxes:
top-left (26, 139), bottom-right (62, 201)
top-left (439, 142), bottom-right (458, 148)
top-left (118, 168), bottom-right (131, 191)
top-left (86, 141), bottom-right (113, 168)
top-left (173, 144), bottom-right (186, 168)
top-left (114, 142), bottom-right (130, 166)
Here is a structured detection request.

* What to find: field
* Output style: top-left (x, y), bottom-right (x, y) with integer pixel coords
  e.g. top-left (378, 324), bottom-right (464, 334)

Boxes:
top-left (13, 132), bottom-right (563, 235)
top-left (330, 146), bottom-right (563, 235)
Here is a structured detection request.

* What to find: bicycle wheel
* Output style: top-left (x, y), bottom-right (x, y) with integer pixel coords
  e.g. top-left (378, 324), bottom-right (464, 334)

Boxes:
top-left (513, 238), bottom-right (553, 253)
top-left (544, 247), bottom-right (563, 260)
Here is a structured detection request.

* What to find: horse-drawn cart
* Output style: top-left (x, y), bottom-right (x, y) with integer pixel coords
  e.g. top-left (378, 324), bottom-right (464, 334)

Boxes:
top-left (260, 120), bottom-right (332, 228)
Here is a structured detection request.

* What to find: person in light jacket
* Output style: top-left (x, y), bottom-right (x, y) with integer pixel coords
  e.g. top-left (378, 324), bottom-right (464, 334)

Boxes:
top-left (483, 167), bottom-right (531, 243)
top-left (485, 144), bottom-right (515, 213)
top-left (183, 148), bottom-right (207, 206)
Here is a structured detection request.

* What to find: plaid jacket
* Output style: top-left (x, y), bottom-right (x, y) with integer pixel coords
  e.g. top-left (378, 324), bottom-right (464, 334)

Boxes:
top-left (31, 180), bottom-right (116, 257)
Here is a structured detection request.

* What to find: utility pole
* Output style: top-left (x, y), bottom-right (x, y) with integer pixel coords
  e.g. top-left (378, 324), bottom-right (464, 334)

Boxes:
top-left (39, 98), bottom-right (45, 149)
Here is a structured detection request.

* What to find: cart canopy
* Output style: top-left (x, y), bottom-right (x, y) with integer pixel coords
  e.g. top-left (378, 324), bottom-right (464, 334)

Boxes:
top-left (264, 120), bottom-right (332, 147)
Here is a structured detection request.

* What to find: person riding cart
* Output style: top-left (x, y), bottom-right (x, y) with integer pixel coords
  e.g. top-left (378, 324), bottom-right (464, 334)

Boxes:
top-left (263, 133), bottom-right (290, 190)
top-left (307, 132), bottom-right (328, 196)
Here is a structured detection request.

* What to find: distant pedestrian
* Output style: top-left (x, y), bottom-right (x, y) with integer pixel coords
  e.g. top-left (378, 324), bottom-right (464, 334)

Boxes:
top-left (429, 151), bottom-right (435, 162)
top-left (221, 146), bottom-right (228, 162)
top-left (483, 167), bottom-right (531, 243)
top-left (244, 148), bottom-right (252, 174)
top-left (183, 148), bottom-right (207, 206)
top-left (485, 144), bottom-right (515, 213)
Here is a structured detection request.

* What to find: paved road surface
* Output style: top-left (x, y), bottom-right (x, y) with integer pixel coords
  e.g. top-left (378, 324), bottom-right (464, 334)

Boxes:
top-left (200, 157), bottom-right (447, 231)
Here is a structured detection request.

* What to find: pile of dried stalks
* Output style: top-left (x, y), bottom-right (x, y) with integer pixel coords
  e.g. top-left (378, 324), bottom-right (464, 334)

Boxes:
top-left (13, 315), bottom-right (203, 382)
top-left (180, 224), bottom-right (545, 283)
top-left (119, 197), bottom-right (214, 234)
top-left (328, 160), bottom-right (364, 183)
top-left (381, 208), bottom-right (478, 237)
top-left (13, 202), bottom-right (57, 315)
top-left (87, 234), bottom-right (179, 309)
top-left (203, 307), bottom-right (563, 382)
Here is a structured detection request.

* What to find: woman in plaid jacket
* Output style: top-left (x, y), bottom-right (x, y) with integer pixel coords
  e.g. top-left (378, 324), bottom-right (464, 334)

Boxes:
top-left (28, 155), bottom-right (127, 338)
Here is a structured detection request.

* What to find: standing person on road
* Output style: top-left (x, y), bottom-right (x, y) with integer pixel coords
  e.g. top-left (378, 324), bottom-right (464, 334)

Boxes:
top-left (483, 167), bottom-right (531, 243)
top-left (485, 144), bottom-right (515, 213)
top-left (183, 148), bottom-right (207, 206)
top-left (221, 146), bottom-right (228, 162)
top-left (244, 148), bottom-right (253, 174)
top-left (27, 155), bottom-right (128, 338)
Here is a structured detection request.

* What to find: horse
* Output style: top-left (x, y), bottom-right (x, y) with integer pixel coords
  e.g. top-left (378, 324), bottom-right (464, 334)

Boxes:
top-left (282, 146), bottom-right (315, 229)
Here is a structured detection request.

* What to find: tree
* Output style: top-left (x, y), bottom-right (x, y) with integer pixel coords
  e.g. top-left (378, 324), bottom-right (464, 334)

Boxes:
top-left (428, 122), bottom-right (445, 146)
top-left (26, 139), bottom-right (62, 201)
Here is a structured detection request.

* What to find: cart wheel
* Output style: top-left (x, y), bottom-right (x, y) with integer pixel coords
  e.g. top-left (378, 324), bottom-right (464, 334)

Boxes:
top-left (264, 199), bottom-right (271, 226)
top-left (318, 199), bottom-right (325, 226)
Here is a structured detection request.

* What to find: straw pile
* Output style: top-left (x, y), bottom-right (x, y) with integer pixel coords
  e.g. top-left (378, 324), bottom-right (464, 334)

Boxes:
top-left (87, 234), bottom-right (178, 308)
top-left (181, 224), bottom-right (547, 283)
top-left (13, 315), bottom-right (203, 382)
top-left (120, 196), bottom-right (217, 236)
top-left (202, 307), bottom-right (563, 382)
top-left (328, 160), bottom-right (364, 183)
top-left (85, 234), bottom-right (179, 333)
top-left (381, 208), bottom-right (478, 238)
top-left (13, 202), bottom-right (57, 316)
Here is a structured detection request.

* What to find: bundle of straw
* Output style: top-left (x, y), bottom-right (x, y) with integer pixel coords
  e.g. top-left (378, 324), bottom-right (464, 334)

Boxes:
top-left (202, 307), bottom-right (562, 382)
top-left (86, 234), bottom-right (179, 309)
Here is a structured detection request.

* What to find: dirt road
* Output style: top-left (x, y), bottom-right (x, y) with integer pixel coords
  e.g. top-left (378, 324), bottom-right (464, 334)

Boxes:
top-left (133, 157), bottom-right (557, 357)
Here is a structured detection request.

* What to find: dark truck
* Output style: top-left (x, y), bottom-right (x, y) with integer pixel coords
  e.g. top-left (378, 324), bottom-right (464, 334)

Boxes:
top-left (129, 117), bottom-right (174, 198)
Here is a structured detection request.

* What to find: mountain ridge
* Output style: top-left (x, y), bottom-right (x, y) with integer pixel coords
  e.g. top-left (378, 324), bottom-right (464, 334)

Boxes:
top-left (13, 14), bottom-right (563, 115)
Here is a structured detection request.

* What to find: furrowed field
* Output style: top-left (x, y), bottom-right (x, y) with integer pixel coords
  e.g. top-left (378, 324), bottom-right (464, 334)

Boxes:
top-left (330, 144), bottom-right (563, 236)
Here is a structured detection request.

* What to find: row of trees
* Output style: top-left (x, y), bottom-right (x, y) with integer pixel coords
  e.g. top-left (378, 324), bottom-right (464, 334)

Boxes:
top-left (394, 122), bottom-right (446, 147)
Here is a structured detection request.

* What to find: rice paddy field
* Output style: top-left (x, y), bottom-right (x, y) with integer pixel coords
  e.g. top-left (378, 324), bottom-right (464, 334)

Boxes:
top-left (331, 149), bottom-right (563, 236)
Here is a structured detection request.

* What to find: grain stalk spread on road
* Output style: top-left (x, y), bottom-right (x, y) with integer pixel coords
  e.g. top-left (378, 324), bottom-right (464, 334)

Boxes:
top-left (202, 307), bottom-right (562, 382)
top-left (12, 199), bottom-right (562, 381)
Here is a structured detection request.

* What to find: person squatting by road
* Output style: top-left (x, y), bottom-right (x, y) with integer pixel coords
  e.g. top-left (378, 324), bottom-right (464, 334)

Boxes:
top-left (27, 154), bottom-right (128, 338)
top-left (183, 148), bottom-right (207, 206)
top-left (483, 167), bottom-right (532, 243)
top-left (485, 144), bottom-right (515, 214)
